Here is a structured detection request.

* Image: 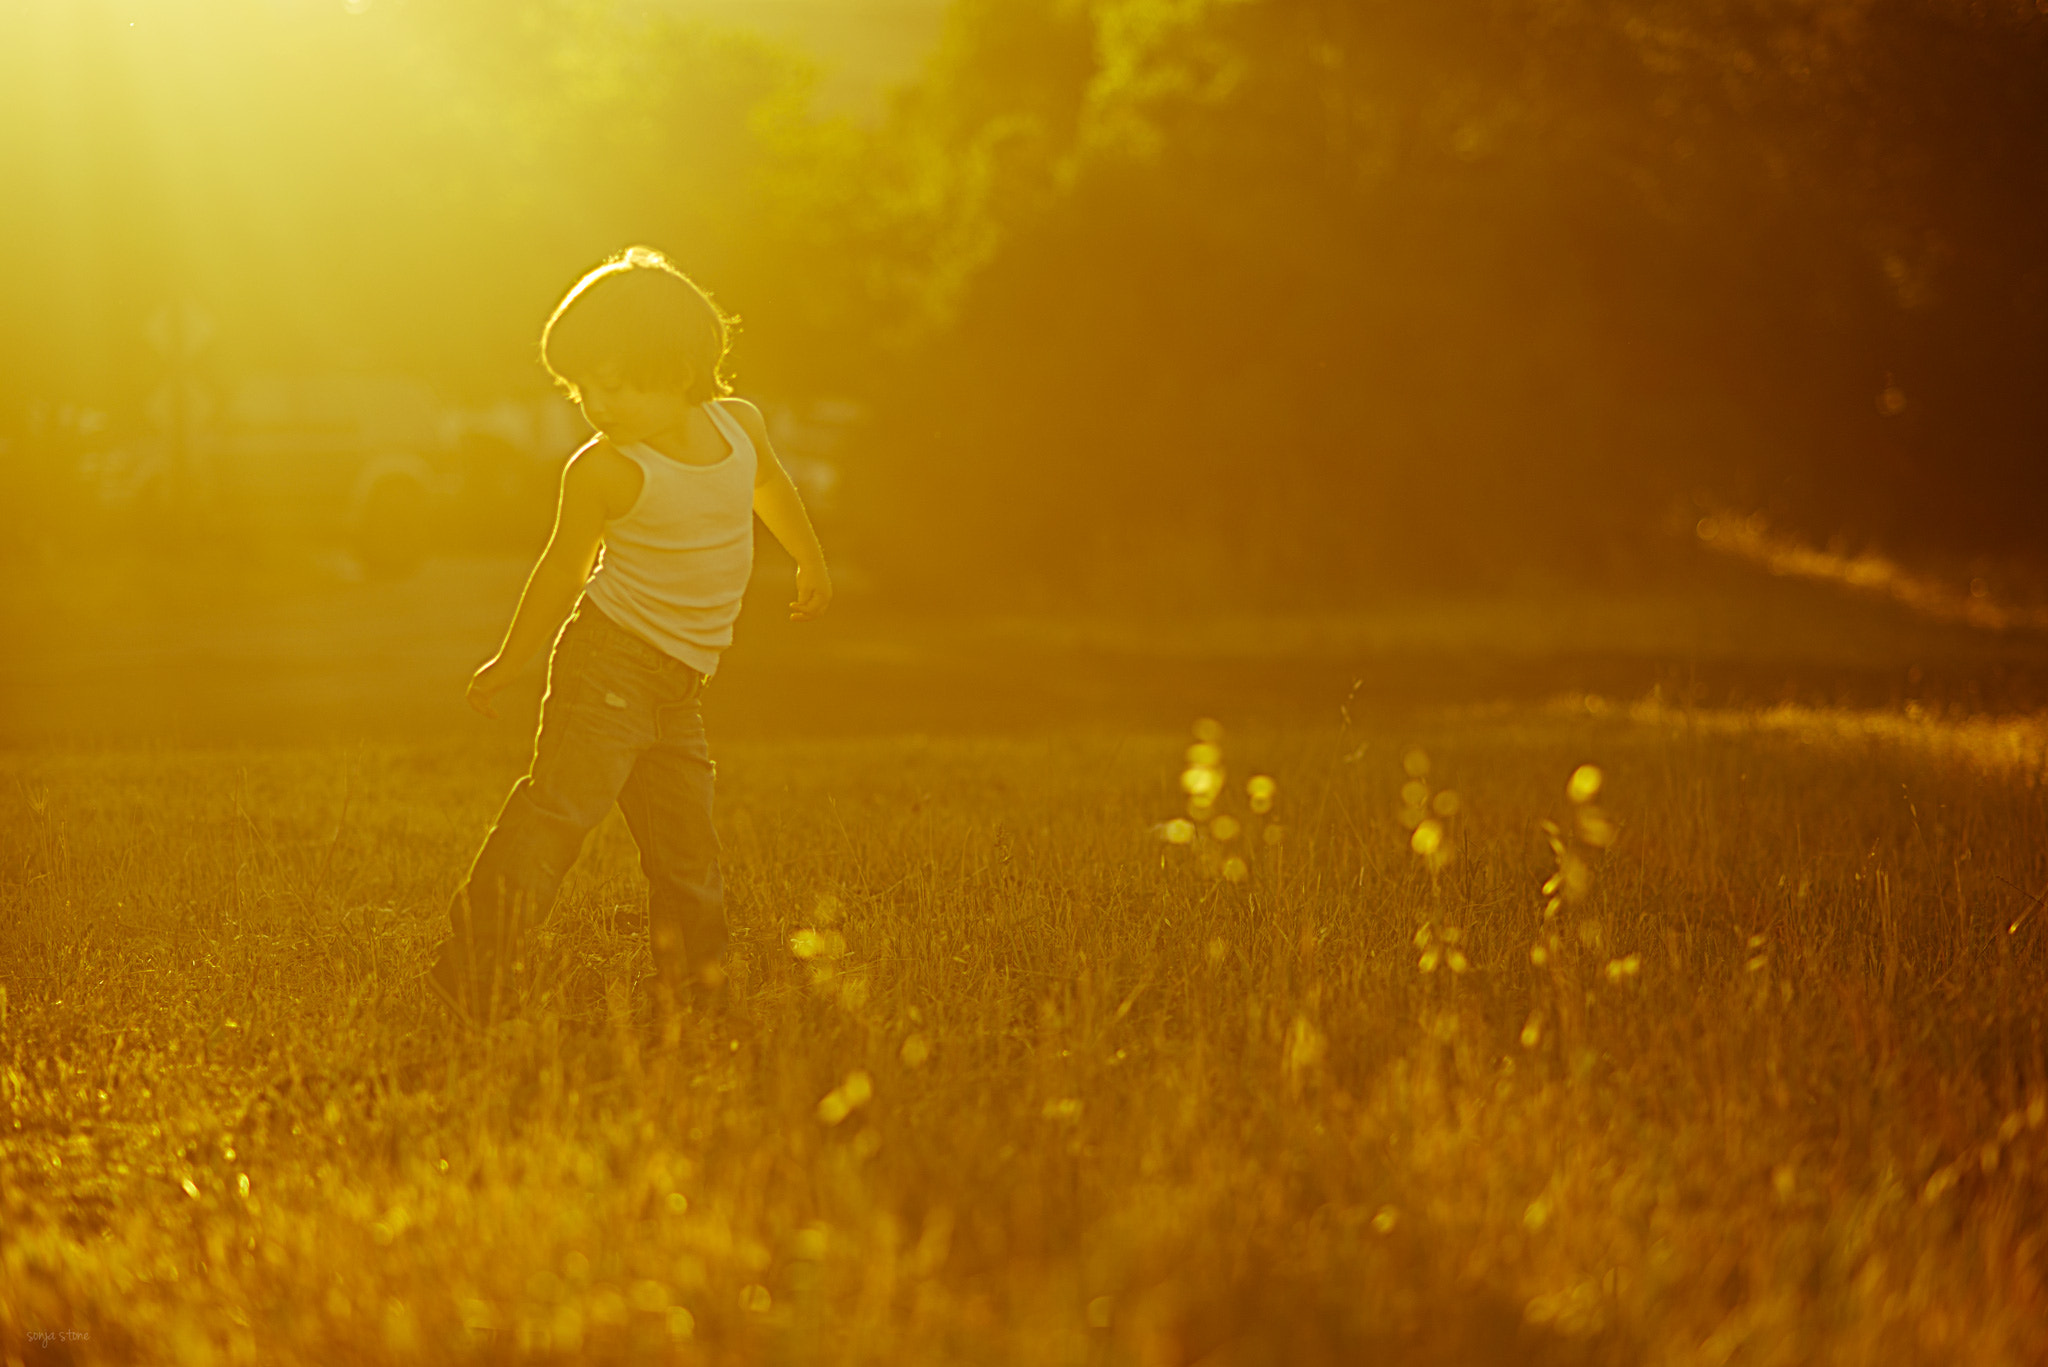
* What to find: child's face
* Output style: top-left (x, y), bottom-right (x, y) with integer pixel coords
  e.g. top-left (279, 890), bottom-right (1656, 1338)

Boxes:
top-left (572, 364), bottom-right (693, 444)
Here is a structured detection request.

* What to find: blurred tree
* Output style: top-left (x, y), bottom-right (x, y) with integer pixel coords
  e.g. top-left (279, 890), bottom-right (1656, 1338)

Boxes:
top-left (841, 0), bottom-right (2048, 603)
top-left (0, 0), bottom-right (822, 407)
top-left (2, 0), bottom-right (2042, 600)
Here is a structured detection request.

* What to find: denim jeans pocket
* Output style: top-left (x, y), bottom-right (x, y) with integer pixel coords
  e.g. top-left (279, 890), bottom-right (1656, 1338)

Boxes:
top-left (570, 661), bottom-right (645, 720)
top-left (655, 695), bottom-right (704, 747)
top-left (544, 637), bottom-right (633, 727)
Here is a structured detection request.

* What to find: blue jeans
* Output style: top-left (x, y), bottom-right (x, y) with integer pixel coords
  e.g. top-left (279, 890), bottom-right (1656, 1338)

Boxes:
top-left (431, 598), bottom-right (724, 1018)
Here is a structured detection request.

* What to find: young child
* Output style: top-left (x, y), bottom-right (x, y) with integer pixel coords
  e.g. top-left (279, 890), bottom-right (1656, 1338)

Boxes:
top-left (428, 245), bottom-right (830, 1029)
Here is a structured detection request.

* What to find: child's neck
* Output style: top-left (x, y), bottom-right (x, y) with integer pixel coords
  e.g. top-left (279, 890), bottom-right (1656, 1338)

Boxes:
top-left (636, 404), bottom-right (728, 467)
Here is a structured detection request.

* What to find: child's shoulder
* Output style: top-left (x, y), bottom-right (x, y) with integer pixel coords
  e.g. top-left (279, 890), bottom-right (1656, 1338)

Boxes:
top-left (565, 434), bottom-right (639, 477)
top-left (563, 436), bottom-right (644, 512)
top-left (710, 396), bottom-right (768, 441)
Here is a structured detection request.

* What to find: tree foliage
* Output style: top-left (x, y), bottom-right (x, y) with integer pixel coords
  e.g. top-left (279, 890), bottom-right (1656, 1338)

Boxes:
top-left (847, 0), bottom-right (2048, 599)
top-left (1, 0), bottom-right (2042, 598)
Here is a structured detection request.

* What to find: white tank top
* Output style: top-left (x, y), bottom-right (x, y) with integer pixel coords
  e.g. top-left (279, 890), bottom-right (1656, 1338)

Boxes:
top-left (581, 401), bottom-right (757, 677)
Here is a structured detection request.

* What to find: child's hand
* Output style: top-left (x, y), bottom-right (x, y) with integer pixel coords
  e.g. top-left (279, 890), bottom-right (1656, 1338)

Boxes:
top-left (466, 658), bottom-right (510, 718)
top-left (790, 561), bottom-right (833, 621)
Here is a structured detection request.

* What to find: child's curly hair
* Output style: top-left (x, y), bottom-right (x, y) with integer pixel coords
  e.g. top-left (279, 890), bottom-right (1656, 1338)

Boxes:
top-left (541, 246), bottom-right (735, 405)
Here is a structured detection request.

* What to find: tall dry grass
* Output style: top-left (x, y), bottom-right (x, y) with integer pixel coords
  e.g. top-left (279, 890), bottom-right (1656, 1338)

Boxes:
top-left (3, 706), bottom-right (2046, 1364)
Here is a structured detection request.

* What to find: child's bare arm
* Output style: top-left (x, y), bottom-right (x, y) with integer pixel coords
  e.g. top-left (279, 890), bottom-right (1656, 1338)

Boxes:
top-left (466, 443), bottom-right (629, 718)
top-left (726, 399), bottom-right (833, 622)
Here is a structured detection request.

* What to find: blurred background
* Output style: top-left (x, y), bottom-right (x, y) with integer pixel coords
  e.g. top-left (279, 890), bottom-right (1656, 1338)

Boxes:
top-left (2, 0), bottom-right (2045, 744)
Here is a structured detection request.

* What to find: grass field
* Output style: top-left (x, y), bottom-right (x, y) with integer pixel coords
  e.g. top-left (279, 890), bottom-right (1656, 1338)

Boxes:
top-left (5, 653), bottom-right (2048, 1363)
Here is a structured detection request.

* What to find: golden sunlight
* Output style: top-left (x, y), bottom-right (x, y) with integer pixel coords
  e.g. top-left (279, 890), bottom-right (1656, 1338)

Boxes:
top-left (4, 1), bottom-right (2047, 1362)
